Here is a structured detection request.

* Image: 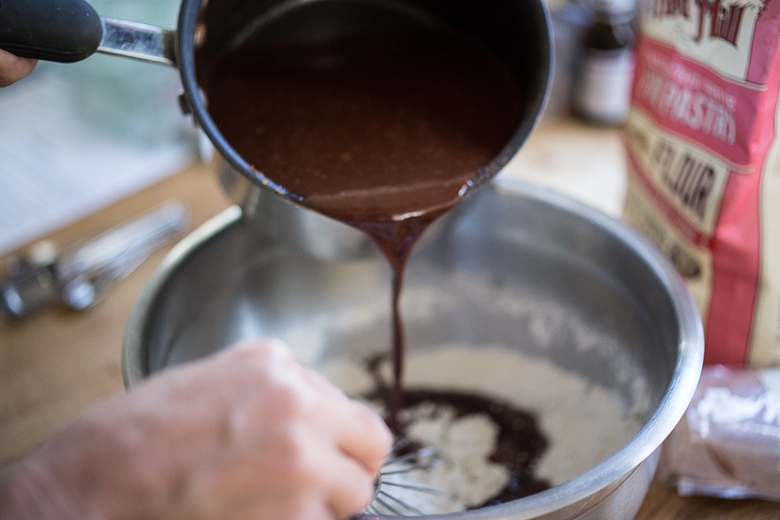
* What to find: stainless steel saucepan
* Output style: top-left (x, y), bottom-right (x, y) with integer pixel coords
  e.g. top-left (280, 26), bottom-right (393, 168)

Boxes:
top-left (0, 0), bottom-right (552, 210)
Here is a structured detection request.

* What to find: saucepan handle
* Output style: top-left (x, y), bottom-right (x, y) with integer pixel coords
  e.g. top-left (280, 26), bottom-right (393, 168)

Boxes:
top-left (0, 0), bottom-right (177, 66)
top-left (0, 0), bottom-right (103, 63)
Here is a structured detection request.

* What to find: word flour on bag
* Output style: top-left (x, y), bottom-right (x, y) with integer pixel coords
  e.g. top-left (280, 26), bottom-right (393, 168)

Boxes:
top-left (623, 0), bottom-right (780, 366)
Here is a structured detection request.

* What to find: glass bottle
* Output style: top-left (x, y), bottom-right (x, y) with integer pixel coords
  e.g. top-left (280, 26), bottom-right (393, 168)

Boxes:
top-left (571, 0), bottom-right (636, 126)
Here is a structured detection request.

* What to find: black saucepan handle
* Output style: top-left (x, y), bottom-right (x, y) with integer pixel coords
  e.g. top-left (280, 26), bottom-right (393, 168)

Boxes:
top-left (0, 0), bottom-right (103, 63)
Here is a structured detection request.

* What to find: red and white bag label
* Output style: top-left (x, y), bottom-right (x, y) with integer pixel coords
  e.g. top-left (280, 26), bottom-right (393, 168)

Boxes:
top-left (623, 0), bottom-right (780, 366)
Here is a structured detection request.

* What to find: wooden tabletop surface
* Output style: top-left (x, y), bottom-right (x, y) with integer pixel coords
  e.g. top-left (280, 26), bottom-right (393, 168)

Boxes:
top-left (2, 145), bottom-right (780, 518)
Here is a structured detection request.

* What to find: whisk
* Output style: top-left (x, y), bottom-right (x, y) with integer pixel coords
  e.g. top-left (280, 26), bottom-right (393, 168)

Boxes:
top-left (359, 440), bottom-right (453, 517)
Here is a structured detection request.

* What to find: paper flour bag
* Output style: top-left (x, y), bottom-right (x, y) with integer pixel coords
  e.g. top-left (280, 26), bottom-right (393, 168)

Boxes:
top-left (623, 0), bottom-right (780, 366)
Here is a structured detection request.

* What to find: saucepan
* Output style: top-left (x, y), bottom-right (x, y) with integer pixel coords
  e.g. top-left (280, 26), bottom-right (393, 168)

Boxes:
top-left (0, 0), bottom-right (552, 212)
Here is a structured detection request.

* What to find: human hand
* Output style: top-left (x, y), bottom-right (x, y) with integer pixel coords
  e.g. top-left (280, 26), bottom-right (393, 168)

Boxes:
top-left (0, 49), bottom-right (37, 87)
top-left (0, 339), bottom-right (392, 520)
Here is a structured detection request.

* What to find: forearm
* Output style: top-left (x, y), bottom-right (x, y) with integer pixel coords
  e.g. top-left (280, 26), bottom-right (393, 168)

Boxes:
top-left (0, 418), bottom-right (133, 520)
top-left (0, 455), bottom-right (81, 520)
top-left (0, 406), bottom-right (186, 520)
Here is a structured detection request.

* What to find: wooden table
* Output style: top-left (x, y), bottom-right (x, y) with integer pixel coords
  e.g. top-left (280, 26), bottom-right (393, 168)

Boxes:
top-left (2, 139), bottom-right (780, 519)
top-left (0, 163), bottom-right (232, 468)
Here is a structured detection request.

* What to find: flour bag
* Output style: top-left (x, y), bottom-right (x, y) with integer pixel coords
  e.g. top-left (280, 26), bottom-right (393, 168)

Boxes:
top-left (623, 0), bottom-right (780, 366)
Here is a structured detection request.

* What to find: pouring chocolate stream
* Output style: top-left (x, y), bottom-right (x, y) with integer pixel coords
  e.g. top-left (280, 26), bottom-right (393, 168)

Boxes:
top-left (204, 13), bottom-right (523, 428)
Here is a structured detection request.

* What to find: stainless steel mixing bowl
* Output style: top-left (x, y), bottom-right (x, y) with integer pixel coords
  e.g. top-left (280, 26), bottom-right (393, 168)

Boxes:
top-left (122, 178), bottom-right (703, 520)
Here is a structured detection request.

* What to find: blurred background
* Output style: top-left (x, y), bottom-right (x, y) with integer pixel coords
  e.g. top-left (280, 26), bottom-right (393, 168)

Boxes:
top-left (0, 0), bottom-right (198, 255)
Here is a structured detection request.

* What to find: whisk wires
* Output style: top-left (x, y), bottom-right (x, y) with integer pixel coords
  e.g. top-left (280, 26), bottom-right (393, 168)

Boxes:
top-left (359, 440), bottom-right (453, 517)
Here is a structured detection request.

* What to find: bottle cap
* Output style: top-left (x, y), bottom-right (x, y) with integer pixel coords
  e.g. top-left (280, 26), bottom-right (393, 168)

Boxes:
top-left (590, 0), bottom-right (636, 14)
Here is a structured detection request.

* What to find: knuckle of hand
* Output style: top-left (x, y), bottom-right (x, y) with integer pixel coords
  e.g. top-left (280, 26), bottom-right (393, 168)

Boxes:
top-left (275, 436), bottom-right (324, 488)
top-left (356, 407), bottom-right (393, 449)
top-left (269, 378), bottom-right (311, 417)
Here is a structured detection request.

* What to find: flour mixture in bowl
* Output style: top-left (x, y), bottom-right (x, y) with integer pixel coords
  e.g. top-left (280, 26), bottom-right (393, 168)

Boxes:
top-left (323, 345), bottom-right (648, 515)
